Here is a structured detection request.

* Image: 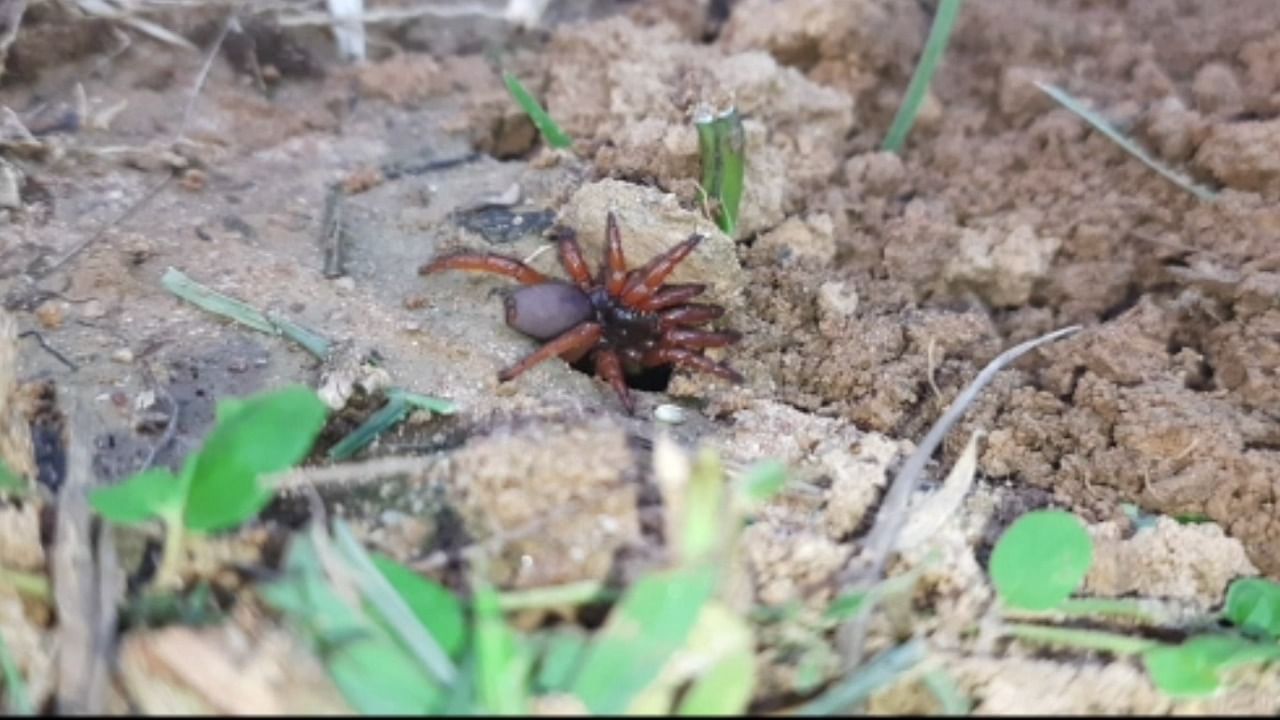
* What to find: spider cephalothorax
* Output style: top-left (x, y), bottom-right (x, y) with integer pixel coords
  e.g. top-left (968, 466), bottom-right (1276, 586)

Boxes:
top-left (419, 211), bottom-right (743, 413)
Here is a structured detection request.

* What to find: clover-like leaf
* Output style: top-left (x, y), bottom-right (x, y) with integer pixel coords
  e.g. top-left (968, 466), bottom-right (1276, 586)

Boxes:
top-left (990, 509), bottom-right (1093, 611)
top-left (1224, 577), bottom-right (1280, 640)
top-left (1143, 634), bottom-right (1280, 698)
top-left (184, 385), bottom-right (328, 532)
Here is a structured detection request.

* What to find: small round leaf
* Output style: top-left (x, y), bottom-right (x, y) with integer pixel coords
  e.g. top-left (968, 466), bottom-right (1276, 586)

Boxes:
top-left (1225, 577), bottom-right (1280, 640)
top-left (989, 509), bottom-right (1093, 611)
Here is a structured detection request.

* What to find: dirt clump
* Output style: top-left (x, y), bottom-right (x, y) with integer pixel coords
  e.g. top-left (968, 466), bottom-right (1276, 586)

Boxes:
top-left (424, 417), bottom-right (641, 589)
top-left (1085, 517), bottom-right (1258, 605)
top-left (1194, 119), bottom-right (1280, 193)
top-left (537, 15), bottom-right (855, 237)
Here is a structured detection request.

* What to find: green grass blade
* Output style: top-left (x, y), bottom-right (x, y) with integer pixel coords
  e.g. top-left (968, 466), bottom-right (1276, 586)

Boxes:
top-left (503, 72), bottom-right (572, 150)
top-left (327, 394), bottom-right (410, 461)
top-left (695, 107), bottom-right (745, 237)
top-left (162, 267), bottom-right (277, 334)
top-left (795, 639), bottom-right (926, 715)
top-left (0, 631), bottom-right (33, 716)
top-left (331, 521), bottom-right (458, 686)
top-left (883, 0), bottom-right (964, 153)
top-left (922, 668), bottom-right (971, 715)
top-left (1034, 81), bottom-right (1218, 201)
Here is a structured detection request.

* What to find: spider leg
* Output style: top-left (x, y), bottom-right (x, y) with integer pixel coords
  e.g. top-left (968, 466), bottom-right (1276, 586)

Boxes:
top-left (642, 347), bottom-right (744, 383)
top-left (599, 211), bottom-right (629, 296)
top-left (662, 328), bottom-right (742, 349)
top-left (594, 348), bottom-right (635, 414)
top-left (658, 303), bottom-right (725, 328)
top-left (637, 283), bottom-right (707, 312)
top-left (498, 322), bottom-right (603, 382)
top-left (620, 234), bottom-right (703, 306)
top-left (419, 253), bottom-right (547, 285)
top-left (554, 227), bottom-right (593, 290)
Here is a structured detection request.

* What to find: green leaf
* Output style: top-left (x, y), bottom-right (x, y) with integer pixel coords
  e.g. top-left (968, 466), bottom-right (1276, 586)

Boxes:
top-left (534, 631), bottom-right (589, 694)
top-left (990, 509), bottom-right (1093, 611)
top-left (571, 565), bottom-right (718, 714)
top-left (1142, 634), bottom-right (1280, 699)
top-left (674, 604), bottom-right (756, 715)
top-left (184, 385), bottom-right (328, 532)
top-left (260, 531), bottom-right (445, 714)
top-left (682, 449), bottom-right (726, 564)
top-left (0, 459), bottom-right (22, 495)
top-left (825, 590), bottom-right (867, 622)
top-left (473, 582), bottom-right (529, 714)
top-left (370, 554), bottom-right (466, 659)
top-left (502, 72), bottom-right (573, 150)
top-left (738, 459), bottom-right (787, 506)
top-left (695, 107), bottom-right (745, 237)
top-left (1224, 577), bottom-right (1280, 640)
top-left (328, 636), bottom-right (443, 714)
top-left (89, 469), bottom-right (185, 525)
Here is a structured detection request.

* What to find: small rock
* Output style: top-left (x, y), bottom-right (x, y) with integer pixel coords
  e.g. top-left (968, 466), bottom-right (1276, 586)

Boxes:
top-left (755, 214), bottom-right (836, 266)
top-left (333, 276), bottom-right (356, 292)
top-left (34, 301), bottom-right (64, 329)
top-left (179, 168), bottom-right (207, 192)
top-left (943, 224), bottom-right (1061, 307)
top-left (654, 404), bottom-right (685, 424)
top-left (1192, 62), bottom-right (1244, 116)
top-left (111, 348), bottom-right (134, 364)
top-left (817, 281), bottom-right (859, 321)
top-left (1195, 118), bottom-right (1280, 192)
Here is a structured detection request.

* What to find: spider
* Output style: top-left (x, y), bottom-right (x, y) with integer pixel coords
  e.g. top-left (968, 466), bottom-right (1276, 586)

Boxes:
top-left (418, 211), bottom-right (743, 413)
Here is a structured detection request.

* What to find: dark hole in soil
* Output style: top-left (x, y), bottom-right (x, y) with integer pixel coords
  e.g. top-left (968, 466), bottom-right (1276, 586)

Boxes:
top-left (568, 356), bottom-right (674, 392)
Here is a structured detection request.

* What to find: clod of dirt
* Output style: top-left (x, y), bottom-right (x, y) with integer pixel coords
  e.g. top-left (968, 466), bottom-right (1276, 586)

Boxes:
top-left (718, 0), bottom-right (923, 122)
top-left (539, 16), bottom-right (855, 236)
top-left (117, 623), bottom-right (348, 714)
top-left (426, 417), bottom-right (641, 589)
top-left (1085, 517), bottom-right (1258, 605)
top-left (356, 53), bottom-right (452, 106)
top-left (0, 590), bottom-right (54, 708)
top-left (557, 179), bottom-right (745, 306)
top-left (942, 224), bottom-right (1061, 308)
top-left (1194, 118), bottom-right (1280, 192)
top-left (0, 502), bottom-right (42, 570)
top-left (752, 213), bottom-right (836, 267)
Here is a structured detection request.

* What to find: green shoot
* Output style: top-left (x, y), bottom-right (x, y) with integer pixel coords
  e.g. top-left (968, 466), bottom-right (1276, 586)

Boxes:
top-left (794, 639), bottom-right (926, 715)
top-left (989, 509), bottom-right (1093, 611)
top-left (1033, 82), bottom-right (1218, 201)
top-left (882, 0), bottom-right (965, 153)
top-left (327, 389), bottom-right (457, 461)
top-left (0, 630), bottom-right (32, 716)
top-left (163, 267), bottom-right (332, 359)
top-left (90, 385), bottom-right (328, 585)
top-left (1142, 634), bottom-right (1280, 698)
top-left (0, 459), bottom-right (22, 496)
top-left (502, 72), bottom-right (573, 150)
top-left (695, 107), bottom-right (746, 237)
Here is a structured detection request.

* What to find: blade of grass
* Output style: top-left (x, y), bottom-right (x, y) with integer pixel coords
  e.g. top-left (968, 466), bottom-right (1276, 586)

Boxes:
top-left (695, 107), bottom-right (745, 237)
top-left (1002, 622), bottom-right (1158, 656)
top-left (794, 639), bottom-right (926, 715)
top-left (922, 668), bottom-right (971, 716)
top-left (503, 72), bottom-right (572, 150)
top-left (330, 520), bottom-right (458, 686)
top-left (0, 631), bottom-right (33, 716)
top-left (163, 267), bottom-right (332, 360)
top-left (1034, 81), bottom-right (1217, 201)
top-left (883, 0), bottom-right (964, 153)
top-left (327, 394), bottom-right (409, 461)
top-left (496, 580), bottom-right (612, 612)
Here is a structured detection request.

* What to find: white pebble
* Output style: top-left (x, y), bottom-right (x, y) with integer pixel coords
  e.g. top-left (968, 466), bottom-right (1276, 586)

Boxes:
top-left (655, 404), bottom-right (685, 425)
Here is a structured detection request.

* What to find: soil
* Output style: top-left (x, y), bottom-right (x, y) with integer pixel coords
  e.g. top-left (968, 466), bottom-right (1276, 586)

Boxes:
top-left (3, 0), bottom-right (1280, 713)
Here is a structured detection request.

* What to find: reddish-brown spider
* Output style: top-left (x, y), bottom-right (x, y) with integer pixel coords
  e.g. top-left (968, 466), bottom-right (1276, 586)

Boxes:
top-left (418, 211), bottom-right (743, 413)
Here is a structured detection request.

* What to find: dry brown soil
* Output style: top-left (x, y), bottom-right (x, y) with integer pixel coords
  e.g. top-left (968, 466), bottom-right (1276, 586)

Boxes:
top-left (3, 0), bottom-right (1280, 713)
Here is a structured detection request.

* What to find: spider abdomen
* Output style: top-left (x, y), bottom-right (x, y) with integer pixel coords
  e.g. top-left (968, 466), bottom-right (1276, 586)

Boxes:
top-left (504, 281), bottom-right (594, 340)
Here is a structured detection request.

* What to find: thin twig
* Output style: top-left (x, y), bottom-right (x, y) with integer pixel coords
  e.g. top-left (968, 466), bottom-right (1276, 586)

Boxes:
top-left (138, 383), bottom-right (177, 472)
top-left (37, 173), bottom-right (174, 279)
top-left (17, 331), bottom-right (78, 371)
top-left (836, 324), bottom-right (1081, 672)
top-left (176, 13), bottom-right (236, 144)
top-left (320, 184), bottom-right (346, 278)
